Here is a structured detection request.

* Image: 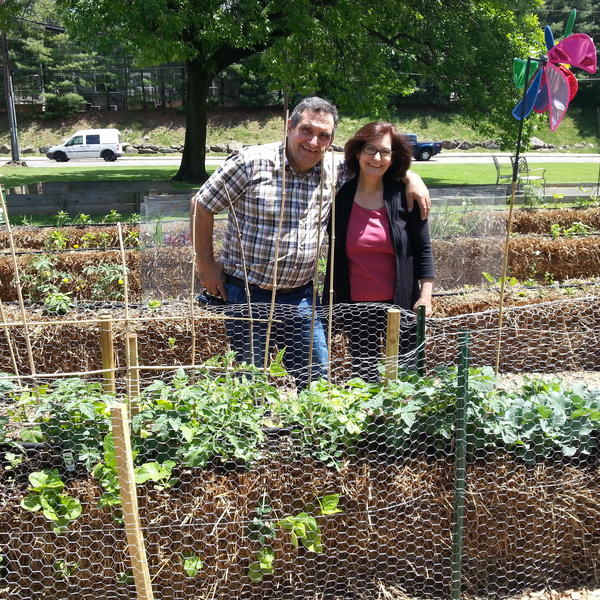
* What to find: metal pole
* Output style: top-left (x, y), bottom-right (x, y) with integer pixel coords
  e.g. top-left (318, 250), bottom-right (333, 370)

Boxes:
top-left (451, 329), bottom-right (470, 600)
top-left (1, 28), bottom-right (20, 161)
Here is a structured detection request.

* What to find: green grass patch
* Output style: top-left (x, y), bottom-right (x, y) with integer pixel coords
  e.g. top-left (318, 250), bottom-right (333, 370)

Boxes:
top-left (411, 162), bottom-right (600, 187)
top-left (0, 166), bottom-right (219, 190)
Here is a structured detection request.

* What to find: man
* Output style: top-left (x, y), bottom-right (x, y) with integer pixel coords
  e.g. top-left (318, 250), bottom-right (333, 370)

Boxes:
top-left (190, 96), bottom-right (430, 386)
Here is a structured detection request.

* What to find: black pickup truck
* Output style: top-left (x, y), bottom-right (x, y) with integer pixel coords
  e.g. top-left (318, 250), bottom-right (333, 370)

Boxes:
top-left (405, 134), bottom-right (443, 161)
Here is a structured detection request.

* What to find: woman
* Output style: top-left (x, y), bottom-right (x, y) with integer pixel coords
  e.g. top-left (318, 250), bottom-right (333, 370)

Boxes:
top-left (323, 121), bottom-right (434, 382)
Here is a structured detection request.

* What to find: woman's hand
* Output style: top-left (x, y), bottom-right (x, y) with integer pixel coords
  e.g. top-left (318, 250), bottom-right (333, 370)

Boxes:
top-left (403, 171), bottom-right (431, 219)
top-left (413, 279), bottom-right (434, 316)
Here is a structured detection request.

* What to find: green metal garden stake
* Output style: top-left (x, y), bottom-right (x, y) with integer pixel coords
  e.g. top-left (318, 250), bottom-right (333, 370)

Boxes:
top-left (451, 329), bottom-right (470, 600)
top-left (416, 305), bottom-right (426, 376)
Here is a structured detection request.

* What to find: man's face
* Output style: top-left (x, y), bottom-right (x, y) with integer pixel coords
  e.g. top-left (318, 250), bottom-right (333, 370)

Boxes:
top-left (286, 110), bottom-right (335, 175)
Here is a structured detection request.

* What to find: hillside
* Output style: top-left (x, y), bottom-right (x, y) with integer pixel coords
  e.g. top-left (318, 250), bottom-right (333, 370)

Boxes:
top-left (1, 105), bottom-right (598, 152)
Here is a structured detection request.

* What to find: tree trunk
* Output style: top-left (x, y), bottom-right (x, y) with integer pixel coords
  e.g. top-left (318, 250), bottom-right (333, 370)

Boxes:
top-left (173, 58), bottom-right (211, 183)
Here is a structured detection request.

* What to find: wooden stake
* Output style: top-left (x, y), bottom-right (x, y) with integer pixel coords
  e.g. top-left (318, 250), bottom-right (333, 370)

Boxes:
top-left (127, 333), bottom-right (140, 417)
top-left (384, 308), bottom-right (401, 386)
top-left (99, 318), bottom-right (116, 394)
top-left (111, 402), bottom-right (154, 600)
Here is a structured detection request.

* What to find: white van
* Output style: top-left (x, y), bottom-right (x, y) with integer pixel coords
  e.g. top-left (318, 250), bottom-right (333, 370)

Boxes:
top-left (46, 129), bottom-right (123, 162)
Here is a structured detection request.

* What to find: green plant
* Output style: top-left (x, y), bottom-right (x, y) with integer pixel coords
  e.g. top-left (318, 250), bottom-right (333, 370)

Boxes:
top-left (44, 292), bottom-right (73, 315)
top-left (103, 210), bottom-right (122, 223)
top-left (247, 494), bottom-right (342, 582)
top-left (522, 182), bottom-right (545, 207)
top-left (21, 470), bottom-right (83, 532)
top-left (45, 229), bottom-right (69, 251)
top-left (20, 255), bottom-right (70, 302)
top-left (53, 560), bottom-right (78, 579)
top-left (131, 363), bottom-right (274, 467)
top-left (544, 271), bottom-right (555, 285)
top-left (55, 211), bottom-right (70, 227)
top-left (82, 264), bottom-right (127, 300)
top-left (147, 299), bottom-right (162, 311)
top-left (271, 377), bottom-right (370, 468)
top-left (29, 378), bottom-right (114, 470)
top-left (482, 272), bottom-right (518, 288)
top-left (128, 213), bottom-right (141, 225)
top-left (43, 92), bottom-right (85, 118)
top-left (181, 552), bottom-right (204, 577)
top-left (73, 213), bottom-right (91, 225)
top-left (124, 230), bottom-right (140, 247)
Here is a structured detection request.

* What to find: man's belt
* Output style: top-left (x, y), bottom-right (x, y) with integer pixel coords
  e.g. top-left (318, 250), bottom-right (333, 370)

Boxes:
top-left (224, 274), bottom-right (311, 296)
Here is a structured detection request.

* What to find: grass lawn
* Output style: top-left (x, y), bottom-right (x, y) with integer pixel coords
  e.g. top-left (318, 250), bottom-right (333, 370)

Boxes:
top-left (1, 162), bottom-right (598, 191)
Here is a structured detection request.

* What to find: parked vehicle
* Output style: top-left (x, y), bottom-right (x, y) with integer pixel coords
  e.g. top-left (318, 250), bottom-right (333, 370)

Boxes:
top-left (46, 129), bottom-right (123, 162)
top-left (405, 134), bottom-right (443, 161)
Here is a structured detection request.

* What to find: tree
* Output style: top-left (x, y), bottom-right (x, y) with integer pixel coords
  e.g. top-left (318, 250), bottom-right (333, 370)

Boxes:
top-left (55, 0), bottom-right (543, 182)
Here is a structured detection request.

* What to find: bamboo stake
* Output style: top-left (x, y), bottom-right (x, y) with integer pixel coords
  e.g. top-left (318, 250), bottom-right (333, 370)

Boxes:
top-left (307, 147), bottom-right (327, 383)
top-left (99, 317), bottom-right (116, 394)
top-left (111, 402), bottom-right (155, 600)
top-left (117, 222), bottom-right (133, 392)
top-left (127, 333), bottom-right (140, 417)
top-left (327, 148), bottom-right (337, 389)
top-left (263, 108), bottom-right (289, 375)
top-left (495, 57), bottom-right (532, 377)
top-left (0, 294), bottom-right (22, 389)
top-left (0, 184), bottom-right (36, 379)
top-left (222, 181), bottom-right (255, 366)
top-left (384, 308), bottom-right (400, 386)
top-left (189, 190), bottom-right (199, 368)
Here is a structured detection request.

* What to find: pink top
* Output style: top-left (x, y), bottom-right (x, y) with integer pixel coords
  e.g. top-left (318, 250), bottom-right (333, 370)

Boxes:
top-left (346, 202), bottom-right (396, 301)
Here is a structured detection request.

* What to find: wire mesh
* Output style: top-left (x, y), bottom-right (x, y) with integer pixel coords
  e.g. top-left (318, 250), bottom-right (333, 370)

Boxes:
top-left (0, 196), bottom-right (599, 600)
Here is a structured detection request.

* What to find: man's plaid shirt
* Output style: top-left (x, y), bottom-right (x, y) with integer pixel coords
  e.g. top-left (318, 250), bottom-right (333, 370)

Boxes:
top-left (195, 142), bottom-right (351, 290)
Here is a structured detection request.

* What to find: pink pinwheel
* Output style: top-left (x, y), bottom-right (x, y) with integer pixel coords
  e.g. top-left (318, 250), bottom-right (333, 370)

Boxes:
top-left (512, 9), bottom-right (597, 131)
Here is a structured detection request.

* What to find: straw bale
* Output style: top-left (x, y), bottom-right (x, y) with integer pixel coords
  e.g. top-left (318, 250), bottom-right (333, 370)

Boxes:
top-left (512, 208), bottom-right (600, 235)
top-left (0, 225), bottom-right (137, 252)
top-left (508, 236), bottom-right (600, 282)
top-left (0, 455), bottom-right (598, 599)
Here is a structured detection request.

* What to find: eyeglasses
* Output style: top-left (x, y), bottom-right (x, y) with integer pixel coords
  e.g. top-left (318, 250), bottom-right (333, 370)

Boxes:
top-left (362, 144), bottom-right (393, 158)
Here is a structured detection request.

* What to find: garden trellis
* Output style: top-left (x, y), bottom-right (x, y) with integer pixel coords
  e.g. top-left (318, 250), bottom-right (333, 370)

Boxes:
top-left (0, 176), bottom-right (600, 600)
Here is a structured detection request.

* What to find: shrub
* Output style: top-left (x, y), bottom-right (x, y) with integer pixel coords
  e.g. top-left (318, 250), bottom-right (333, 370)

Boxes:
top-left (43, 92), bottom-right (85, 118)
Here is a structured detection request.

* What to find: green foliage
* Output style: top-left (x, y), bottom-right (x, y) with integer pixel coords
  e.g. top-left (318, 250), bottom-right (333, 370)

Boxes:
top-left (181, 552), bottom-right (204, 577)
top-left (247, 494), bottom-right (342, 582)
top-left (30, 378), bottom-right (113, 470)
top-left (44, 229), bottom-right (69, 251)
top-left (483, 272), bottom-right (519, 288)
top-left (20, 255), bottom-right (70, 302)
top-left (271, 378), bottom-right (370, 468)
top-left (82, 264), bottom-right (126, 300)
top-left (102, 210), bottom-right (122, 223)
top-left (550, 222), bottom-right (594, 238)
top-left (21, 469), bottom-right (83, 532)
top-left (44, 291), bottom-right (73, 315)
top-left (131, 364), bottom-right (271, 467)
top-left (43, 92), bottom-right (85, 118)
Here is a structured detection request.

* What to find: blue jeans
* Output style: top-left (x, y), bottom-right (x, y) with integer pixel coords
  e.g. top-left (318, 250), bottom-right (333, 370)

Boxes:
top-left (223, 282), bottom-right (328, 388)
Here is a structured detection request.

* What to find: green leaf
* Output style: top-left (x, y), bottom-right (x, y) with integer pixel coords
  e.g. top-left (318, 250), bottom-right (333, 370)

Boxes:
top-left (318, 494), bottom-right (342, 515)
top-left (181, 552), bottom-right (203, 577)
top-left (21, 493), bottom-right (42, 512)
top-left (29, 470), bottom-right (65, 492)
top-left (134, 461), bottom-right (175, 484)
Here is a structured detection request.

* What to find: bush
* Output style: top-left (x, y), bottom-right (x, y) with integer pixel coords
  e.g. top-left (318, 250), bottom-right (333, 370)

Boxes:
top-left (43, 92), bottom-right (85, 118)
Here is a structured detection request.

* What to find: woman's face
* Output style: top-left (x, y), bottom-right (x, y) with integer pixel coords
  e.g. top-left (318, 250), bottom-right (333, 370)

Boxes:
top-left (357, 132), bottom-right (393, 179)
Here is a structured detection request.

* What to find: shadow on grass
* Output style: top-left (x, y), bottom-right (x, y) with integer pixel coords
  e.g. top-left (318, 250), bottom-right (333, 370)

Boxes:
top-left (0, 165), bottom-right (218, 189)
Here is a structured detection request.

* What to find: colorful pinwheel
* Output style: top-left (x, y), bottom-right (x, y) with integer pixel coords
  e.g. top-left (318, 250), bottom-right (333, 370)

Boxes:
top-left (512, 9), bottom-right (597, 131)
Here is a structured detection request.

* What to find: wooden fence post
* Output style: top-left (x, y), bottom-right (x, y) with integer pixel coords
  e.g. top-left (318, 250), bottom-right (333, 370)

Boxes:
top-left (384, 308), bottom-right (400, 386)
top-left (127, 333), bottom-right (140, 418)
top-left (99, 318), bottom-right (116, 394)
top-left (111, 402), bottom-right (155, 600)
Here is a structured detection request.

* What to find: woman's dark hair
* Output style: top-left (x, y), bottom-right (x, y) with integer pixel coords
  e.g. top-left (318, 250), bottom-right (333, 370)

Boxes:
top-left (344, 121), bottom-right (412, 180)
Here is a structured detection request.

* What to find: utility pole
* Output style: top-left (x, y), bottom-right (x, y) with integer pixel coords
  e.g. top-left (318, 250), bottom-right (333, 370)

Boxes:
top-left (1, 1), bottom-right (20, 162)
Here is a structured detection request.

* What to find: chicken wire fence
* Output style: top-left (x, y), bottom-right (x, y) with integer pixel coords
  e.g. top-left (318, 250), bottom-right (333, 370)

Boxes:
top-left (0, 194), bottom-right (598, 600)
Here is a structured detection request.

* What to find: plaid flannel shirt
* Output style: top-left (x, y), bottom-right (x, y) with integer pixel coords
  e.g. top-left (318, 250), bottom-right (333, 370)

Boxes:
top-left (195, 142), bottom-right (352, 290)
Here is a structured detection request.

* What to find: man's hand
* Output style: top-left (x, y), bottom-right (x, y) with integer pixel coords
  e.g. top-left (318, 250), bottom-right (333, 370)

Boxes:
top-left (404, 171), bottom-right (431, 219)
top-left (413, 279), bottom-right (433, 316)
top-left (191, 198), bottom-right (228, 300)
top-left (198, 259), bottom-right (227, 300)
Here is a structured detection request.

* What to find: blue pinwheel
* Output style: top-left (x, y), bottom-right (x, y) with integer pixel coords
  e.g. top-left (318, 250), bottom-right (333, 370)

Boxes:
top-left (512, 9), bottom-right (597, 131)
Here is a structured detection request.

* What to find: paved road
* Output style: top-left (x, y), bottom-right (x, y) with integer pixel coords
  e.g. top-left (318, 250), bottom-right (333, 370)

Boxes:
top-left (14, 151), bottom-right (600, 168)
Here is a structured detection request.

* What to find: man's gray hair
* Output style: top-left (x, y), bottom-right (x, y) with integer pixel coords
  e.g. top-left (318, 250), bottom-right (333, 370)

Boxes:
top-left (289, 97), bottom-right (338, 133)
